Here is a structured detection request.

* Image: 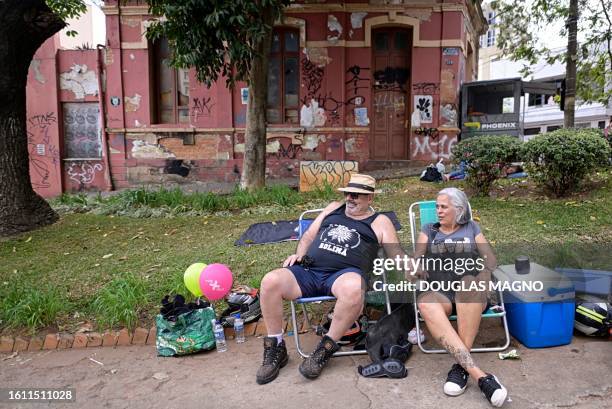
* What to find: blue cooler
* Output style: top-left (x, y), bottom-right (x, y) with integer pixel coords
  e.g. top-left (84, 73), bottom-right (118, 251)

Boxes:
top-left (495, 263), bottom-right (575, 348)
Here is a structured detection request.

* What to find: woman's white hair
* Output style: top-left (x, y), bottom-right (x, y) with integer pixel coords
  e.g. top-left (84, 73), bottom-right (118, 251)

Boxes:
top-left (437, 187), bottom-right (472, 225)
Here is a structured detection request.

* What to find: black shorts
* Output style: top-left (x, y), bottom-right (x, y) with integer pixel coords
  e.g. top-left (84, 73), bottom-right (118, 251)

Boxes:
top-left (417, 289), bottom-right (490, 316)
top-left (287, 265), bottom-right (365, 298)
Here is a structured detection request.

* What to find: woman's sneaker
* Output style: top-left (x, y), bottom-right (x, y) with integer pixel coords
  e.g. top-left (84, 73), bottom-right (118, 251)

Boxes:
top-left (478, 373), bottom-right (508, 407)
top-left (408, 327), bottom-right (426, 345)
top-left (443, 363), bottom-right (469, 396)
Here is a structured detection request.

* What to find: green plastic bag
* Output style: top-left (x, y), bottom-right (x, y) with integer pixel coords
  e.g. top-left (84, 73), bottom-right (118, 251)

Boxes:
top-left (156, 307), bottom-right (216, 356)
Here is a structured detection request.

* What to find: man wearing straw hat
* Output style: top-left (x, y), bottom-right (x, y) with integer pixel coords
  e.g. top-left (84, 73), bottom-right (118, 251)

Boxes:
top-left (256, 174), bottom-right (403, 384)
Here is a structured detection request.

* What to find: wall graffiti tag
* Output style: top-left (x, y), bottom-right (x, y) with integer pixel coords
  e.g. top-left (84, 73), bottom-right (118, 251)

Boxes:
top-left (302, 58), bottom-right (324, 101)
top-left (412, 134), bottom-right (456, 160)
top-left (346, 65), bottom-right (370, 97)
top-left (412, 82), bottom-right (440, 94)
top-left (191, 96), bottom-right (214, 121)
top-left (27, 112), bottom-right (60, 189)
top-left (67, 161), bottom-right (103, 187)
top-left (345, 65), bottom-right (371, 124)
top-left (373, 93), bottom-right (406, 113)
top-left (63, 103), bottom-right (102, 158)
top-left (299, 160), bottom-right (358, 192)
top-left (373, 67), bottom-right (409, 91)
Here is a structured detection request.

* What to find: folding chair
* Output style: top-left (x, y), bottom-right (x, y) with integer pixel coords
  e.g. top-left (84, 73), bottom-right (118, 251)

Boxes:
top-left (289, 208), bottom-right (392, 358)
top-left (408, 200), bottom-right (510, 353)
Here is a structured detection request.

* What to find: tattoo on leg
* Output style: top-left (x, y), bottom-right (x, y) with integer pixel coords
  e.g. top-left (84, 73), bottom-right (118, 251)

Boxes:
top-left (437, 335), bottom-right (476, 369)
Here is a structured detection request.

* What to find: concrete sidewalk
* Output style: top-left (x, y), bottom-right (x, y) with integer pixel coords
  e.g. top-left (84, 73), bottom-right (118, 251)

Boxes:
top-left (0, 333), bottom-right (610, 409)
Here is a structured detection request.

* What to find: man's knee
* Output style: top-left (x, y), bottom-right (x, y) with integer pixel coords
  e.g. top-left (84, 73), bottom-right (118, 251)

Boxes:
top-left (260, 270), bottom-right (284, 295)
top-left (334, 274), bottom-right (364, 305)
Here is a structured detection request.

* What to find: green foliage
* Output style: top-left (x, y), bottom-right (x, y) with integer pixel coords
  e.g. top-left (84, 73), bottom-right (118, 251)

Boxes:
top-left (0, 283), bottom-right (66, 332)
top-left (493, 0), bottom-right (612, 106)
top-left (146, 0), bottom-right (290, 87)
top-left (45, 0), bottom-right (87, 20)
top-left (452, 135), bottom-right (522, 196)
top-left (92, 272), bottom-right (147, 330)
top-left (521, 128), bottom-right (611, 197)
top-left (52, 185), bottom-right (341, 217)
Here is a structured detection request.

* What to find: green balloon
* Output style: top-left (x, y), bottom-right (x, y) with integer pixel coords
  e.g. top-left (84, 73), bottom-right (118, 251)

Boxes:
top-left (184, 262), bottom-right (206, 296)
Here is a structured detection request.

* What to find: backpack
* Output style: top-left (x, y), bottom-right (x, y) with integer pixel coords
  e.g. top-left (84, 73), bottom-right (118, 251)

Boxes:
top-left (420, 165), bottom-right (443, 182)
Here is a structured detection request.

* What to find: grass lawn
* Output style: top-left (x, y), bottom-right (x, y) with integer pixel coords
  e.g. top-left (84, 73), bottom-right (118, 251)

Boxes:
top-left (1, 173), bottom-right (610, 336)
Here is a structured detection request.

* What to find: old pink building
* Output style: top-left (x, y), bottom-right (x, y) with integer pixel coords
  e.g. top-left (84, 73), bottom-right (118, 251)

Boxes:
top-left (26, 0), bottom-right (487, 196)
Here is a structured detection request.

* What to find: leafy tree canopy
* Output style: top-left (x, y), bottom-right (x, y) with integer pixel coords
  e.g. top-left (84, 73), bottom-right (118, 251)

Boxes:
top-left (493, 0), bottom-right (612, 105)
top-left (146, 0), bottom-right (290, 88)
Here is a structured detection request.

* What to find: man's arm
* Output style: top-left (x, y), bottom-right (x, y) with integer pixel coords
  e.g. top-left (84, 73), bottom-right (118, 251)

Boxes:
top-left (282, 201), bottom-right (343, 267)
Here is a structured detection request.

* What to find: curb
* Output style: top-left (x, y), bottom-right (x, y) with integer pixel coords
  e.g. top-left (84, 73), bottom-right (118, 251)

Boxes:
top-left (0, 317), bottom-right (314, 354)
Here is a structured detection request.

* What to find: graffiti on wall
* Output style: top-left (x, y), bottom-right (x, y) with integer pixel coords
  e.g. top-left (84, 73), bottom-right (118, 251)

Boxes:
top-left (27, 112), bottom-right (59, 189)
top-left (302, 58), bottom-right (324, 101)
top-left (191, 96), bottom-right (214, 122)
top-left (345, 65), bottom-right (370, 124)
top-left (414, 95), bottom-right (433, 123)
top-left (412, 134), bottom-right (456, 160)
top-left (373, 67), bottom-right (409, 91)
top-left (346, 65), bottom-right (370, 100)
top-left (413, 82), bottom-right (440, 95)
top-left (373, 93), bottom-right (406, 113)
top-left (299, 160), bottom-right (358, 192)
top-left (63, 103), bottom-right (102, 159)
top-left (266, 129), bottom-right (306, 159)
top-left (67, 161), bottom-right (103, 187)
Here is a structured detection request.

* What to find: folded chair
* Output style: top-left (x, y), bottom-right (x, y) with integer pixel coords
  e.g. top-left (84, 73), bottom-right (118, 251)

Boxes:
top-left (408, 200), bottom-right (510, 353)
top-left (289, 208), bottom-right (393, 358)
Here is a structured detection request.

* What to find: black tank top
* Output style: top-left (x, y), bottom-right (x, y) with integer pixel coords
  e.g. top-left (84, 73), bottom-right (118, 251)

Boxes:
top-left (305, 204), bottom-right (380, 273)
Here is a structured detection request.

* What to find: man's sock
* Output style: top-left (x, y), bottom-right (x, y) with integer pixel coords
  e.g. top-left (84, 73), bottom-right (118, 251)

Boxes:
top-left (268, 333), bottom-right (283, 344)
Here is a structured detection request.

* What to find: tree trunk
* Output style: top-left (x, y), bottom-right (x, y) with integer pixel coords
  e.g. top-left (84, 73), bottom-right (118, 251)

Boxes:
top-left (240, 6), bottom-right (274, 191)
top-left (564, 0), bottom-right (578, 128)
top-left (0, 0), bottom-right (64, 237)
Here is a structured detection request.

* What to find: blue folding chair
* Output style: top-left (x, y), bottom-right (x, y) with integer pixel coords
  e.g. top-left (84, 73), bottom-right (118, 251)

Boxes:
top-left (408, 200), bottom-right (510, 353)
top-left (289, 208), bottom-right (392, 358)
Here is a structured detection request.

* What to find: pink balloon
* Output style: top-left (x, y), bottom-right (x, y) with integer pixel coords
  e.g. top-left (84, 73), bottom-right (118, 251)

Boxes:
top-left (199, 263), bottom-right (233, 301)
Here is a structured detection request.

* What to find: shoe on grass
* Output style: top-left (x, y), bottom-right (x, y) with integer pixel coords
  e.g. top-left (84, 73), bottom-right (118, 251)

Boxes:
top-left (299, 335), bottom-right (339, 379)
top-left (443, 363), bottom-right (469, 396)
top-left (256, 337), bottom-right (288, 385)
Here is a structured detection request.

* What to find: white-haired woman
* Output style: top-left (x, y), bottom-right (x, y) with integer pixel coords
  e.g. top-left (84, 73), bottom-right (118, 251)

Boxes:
top-left (414, 187), bottom-right (508, 407)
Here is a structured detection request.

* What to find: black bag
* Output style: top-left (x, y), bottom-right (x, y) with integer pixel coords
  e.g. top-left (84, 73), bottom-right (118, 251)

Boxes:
top-left (420, 166), bottom-right (443, 182)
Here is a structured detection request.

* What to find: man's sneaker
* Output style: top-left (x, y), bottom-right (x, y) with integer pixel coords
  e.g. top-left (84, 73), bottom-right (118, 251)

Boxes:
top-left (299, 335), bottom-right (340, 379)
top-left (478, 373), bottom-right (508, 407)
top-left (256, 337), bottom-right (288, 385)
top-left (443, 363), bottom-right (469, 396)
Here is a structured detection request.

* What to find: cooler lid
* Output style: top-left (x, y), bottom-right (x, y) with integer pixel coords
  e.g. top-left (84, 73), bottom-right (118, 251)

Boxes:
top-left (494, 262), bottom-right (575, 302)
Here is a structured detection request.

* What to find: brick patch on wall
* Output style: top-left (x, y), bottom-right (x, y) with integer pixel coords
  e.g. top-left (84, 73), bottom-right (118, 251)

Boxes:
top-left (0, 319), bottom-right (303, 354)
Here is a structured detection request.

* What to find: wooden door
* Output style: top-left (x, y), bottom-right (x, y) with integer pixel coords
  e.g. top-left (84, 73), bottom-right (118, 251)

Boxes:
top-left (371, 28), bottom-right (412, 160)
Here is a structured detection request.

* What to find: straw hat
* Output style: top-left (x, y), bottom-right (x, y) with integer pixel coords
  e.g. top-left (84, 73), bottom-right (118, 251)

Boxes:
top-left (338, 173), bottom-right (381, 194)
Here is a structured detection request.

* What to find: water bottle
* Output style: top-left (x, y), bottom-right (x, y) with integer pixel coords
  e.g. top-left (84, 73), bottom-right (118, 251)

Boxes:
top-left (212, 319), bottom-right (227, 352)
top-left (234, 313), bottom-right (245, 343)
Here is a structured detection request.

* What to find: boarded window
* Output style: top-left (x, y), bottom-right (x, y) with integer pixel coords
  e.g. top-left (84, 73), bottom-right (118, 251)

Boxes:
top-left (267, 28), bottom-right (300, 124)
top-left (62, 103), bottom-right (102, 159)
top-left (152, 37), bottom-right (190, 124)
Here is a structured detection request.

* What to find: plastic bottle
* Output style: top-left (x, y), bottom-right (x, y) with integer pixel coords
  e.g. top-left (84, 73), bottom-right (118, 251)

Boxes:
top-left (234, 313), bottom-right (245, 343)
top-left (212, 319), bottom-right (227, 352)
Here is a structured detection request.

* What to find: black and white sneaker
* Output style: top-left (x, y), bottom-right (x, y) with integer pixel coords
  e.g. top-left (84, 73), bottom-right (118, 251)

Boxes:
top-left (478, 373), bottom-right (508, 407)
top-left (443, 363), bottom-right (469, 396)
